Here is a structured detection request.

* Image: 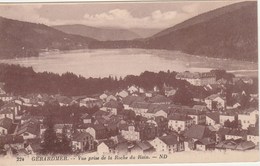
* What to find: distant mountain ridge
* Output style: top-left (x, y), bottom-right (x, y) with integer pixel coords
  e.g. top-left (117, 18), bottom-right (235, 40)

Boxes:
top-left (143, 1), bottom-right (257, 61)
top-left (0, 17), bottom-right (96, 59)
top-left (0, 1), bottom-right (257, 61)
top-left (89, 1), bottom-right (257, 61)
top-left (52, 24), bottom-right (141, 41)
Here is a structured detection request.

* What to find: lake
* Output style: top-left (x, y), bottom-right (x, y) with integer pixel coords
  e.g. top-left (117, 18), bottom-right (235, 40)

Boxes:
top-left (1, 49), bottom-right (258, 78)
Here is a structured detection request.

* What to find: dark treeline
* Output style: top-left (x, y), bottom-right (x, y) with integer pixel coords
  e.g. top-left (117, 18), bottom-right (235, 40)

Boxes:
top-left (0, 63), bottom-right (188, 96)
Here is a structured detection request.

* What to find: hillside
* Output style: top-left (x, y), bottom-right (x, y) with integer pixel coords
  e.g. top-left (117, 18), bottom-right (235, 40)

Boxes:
top-left (89, 1), bottom-right (257, 61)
top-left (52, 24), bottom-right (141, 41)
top-left (144, 1), bottom-right (258, 61)
top-left (0, 17), bottom-right (96, 59)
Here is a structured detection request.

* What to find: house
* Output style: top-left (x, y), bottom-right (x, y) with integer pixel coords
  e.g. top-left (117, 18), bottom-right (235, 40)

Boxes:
top-left (71, 132), bottom-right (95, 152)
top-left (241, 77), bottom-right (254, 84)
top-left (76, 124), bottom-right (96, 139)
top-left (86, 123), bottom-right (108, 140)
top-left (100, 100), bottom-right (122, 115)
top-left (0, 118), bottom-right (13, 135)
top-left (171, 107), bottom-right (206, 125)
top-left (176, 71), bottom-right (216, 86)
top-left (99, 93), bottom-right (108, 101)
top-left (130, 102), bottom-right (150, 116)
top-left (205, 94), bottom-right (226, 111)
top-left (206, 112), bottom-right (220, 126)
top-left (219, 111), bottom-right (236, 125)
top-left (56, 96), bottom-right (73, 106)
top-left (106, 95), bottom-right (117, 102)
top-left (0, 108), bottom-right (14, 121)
top-left (120, 124), bottom-right (140, 141)
top-left (117, 90), bottom-right (129, 98)
top-left (53, 124), bottom-right (73, 136)
top-left (238, 108), bottom-right (258, 129)
top-left (97, 140), bottom-right (116, 155)
top-left (1, 102), bottom-right (21, 116)
top-left (0, 135), bottom-right (24, 150)
top-left (128, 85), bottom-right (139, 94)
top-left (148, 95), bottom-right (171, 104)
top-left (216, 128), bottom-right (231, 143)
top-left (247, 127), bottom-right (259, 146)
top-left (122, 96), bottom-right (145, 110)
top-left (149, 134), bottom-right (184, 154)
top-left (81, 113), bottom-right (93, 124)
top-left (143, 104), bottom-right (169, 119)
top-left (168, 114), bottom-right (193, 132)
top-left (129, 141), bottom-right (155, 155)
top-left (216, 139), bottom-right (255, 151)
top-left (0, 94), bottom-right (13, 102)
top-left (195, 137), bottom-right (215, 151)
top-left (183, 125), bottom-right (215, 150)
top-left (193, 105), bottom-right (208, 112)
top-left (79, 97), bottom-right (103, 108)
top-left (225, 129), bottom-right (247, 140)
top-left (17, 120), bottom-right (40, 140)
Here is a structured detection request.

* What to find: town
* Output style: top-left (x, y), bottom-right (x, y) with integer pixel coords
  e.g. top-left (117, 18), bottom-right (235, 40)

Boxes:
top-left (0, 67), bottom-right (258, 156)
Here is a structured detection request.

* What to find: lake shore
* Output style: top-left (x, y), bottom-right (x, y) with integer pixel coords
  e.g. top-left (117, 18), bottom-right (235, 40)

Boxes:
top-left (0, 49), bottom-right (258, 78)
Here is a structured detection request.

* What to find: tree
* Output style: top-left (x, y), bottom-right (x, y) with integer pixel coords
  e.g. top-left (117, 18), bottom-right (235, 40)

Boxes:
top-left (59, 126), bottom-right (71, 154)
top-left (41, 116), bottom-right (59, 154)
top-left (83, 141), bottom-right (90, 151)
top-left (171, 86), bottom-right (193, 106)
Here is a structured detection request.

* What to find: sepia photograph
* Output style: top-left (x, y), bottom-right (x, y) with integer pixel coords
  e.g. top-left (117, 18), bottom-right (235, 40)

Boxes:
top-left (0, 0), bottom-right (258, 165)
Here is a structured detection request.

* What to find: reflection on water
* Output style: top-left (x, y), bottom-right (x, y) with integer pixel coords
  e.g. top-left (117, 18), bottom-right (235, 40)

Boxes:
top-left (1, 49), bottom-right (258, 78)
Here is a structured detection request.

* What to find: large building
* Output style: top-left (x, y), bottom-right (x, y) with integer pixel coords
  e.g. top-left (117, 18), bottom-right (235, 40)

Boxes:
top-left (176, 71), bottom-right (216, 86)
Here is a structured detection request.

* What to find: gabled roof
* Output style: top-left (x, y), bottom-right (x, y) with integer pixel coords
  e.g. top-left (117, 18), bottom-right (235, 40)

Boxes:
top-left (239, 108), bottom-right (258, 114)
top-left (159, 134), bottom-right (179, 145)
top-left (72, 132), bottom-right (93, 142)
top-left (103, 100), bottom-right (120, 108)
top-left (173, 107), bottom-right (204, 116)
top-left (196, 137), bottom-right (215, 145)
top-left (168, 114), bottom-right (192, 121)
top-left (122, 96), bottom-right (145, 105)
top-left (184, 125), bottom-right (212, 140)
top-left (205, 94), bottom-right (225, 100)
top-left (102, 140), bottom-right (116, 148)
top-left (149, 95), bottom-right (171, 103)
top-left (236, 141), bottom-right (255, 150)
top-left (0, 118), bottom-right (13, 130)
top-left (206, 112), bottom-right (220, 123)
top-left (193, 105), bottom-right (208, 111)
top-left (216, 139), bottom-right (255, 150)
top-left (135, 141), bottom-right (154, 151)
top-left (17, 120), bottom-right (40, 136)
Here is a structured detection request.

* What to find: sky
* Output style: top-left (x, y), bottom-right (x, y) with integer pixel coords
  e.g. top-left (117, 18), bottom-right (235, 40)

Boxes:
top-left (0, 1), bottom-right (243, 29)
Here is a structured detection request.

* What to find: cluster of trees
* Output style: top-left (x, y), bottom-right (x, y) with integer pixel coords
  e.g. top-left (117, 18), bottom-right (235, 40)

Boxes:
top-left (41, 116), bottom-right (71, 154)
top-left (224, 119), bottom-right (240, 129)
top-left (0, 63), bottom-right (188, 96)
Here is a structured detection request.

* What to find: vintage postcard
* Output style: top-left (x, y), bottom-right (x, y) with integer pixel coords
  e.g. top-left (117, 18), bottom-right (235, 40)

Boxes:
top-left (0, 0), bottom-right (258, 165)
